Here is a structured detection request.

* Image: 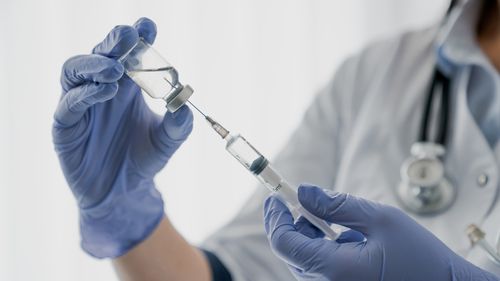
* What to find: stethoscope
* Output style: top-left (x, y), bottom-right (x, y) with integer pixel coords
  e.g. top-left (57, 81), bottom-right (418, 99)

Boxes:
top-left (397, 69), bottom-right (454, 215)
top-left (396, 0), bottom-right (500, 265)
top-left (396, 63), bottom-right (500, 266)
top-left (397, 0), bottom-right (457, 216)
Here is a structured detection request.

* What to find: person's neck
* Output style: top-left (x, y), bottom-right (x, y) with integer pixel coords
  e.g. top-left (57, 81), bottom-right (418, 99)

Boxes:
top-left (477, 0), bottom-right (500, 72)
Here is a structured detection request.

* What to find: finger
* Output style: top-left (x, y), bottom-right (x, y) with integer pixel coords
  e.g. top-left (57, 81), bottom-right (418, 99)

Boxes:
top-left (298, 184), bottom-right (379, 235)
top-left (264, 196), bottom-right (328, 269)
top-left (295, 216), bottom-right (324, 239)
top-left (54, 82), bottom-right (119, 127)
top-left (151, 105), bottom-right (193, 157)
top-left (61, 55), bottom-right (124, 93)
top-left (92, 25), bottom-right (139, 59)
top-left (336, 229), bottom-right (366, 243)
top-left (133, 17), bottom-right (157, 44)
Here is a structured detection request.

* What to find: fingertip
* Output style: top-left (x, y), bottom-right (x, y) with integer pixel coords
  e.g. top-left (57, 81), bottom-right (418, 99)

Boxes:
top-left (92, 56), bottom-right (125, 83)
top-left (297, 183), bottom-right (317, 192)
top-left (264, 195), bottom-right (287, 235)
top-left (264, 195), bottom-right (282, 214)
top-left (162, 106), bottom-right (194, 141)
top-left (263, 196), bottom-right (273, 233)
top-left (336, 229), bottom-right (366, 243)
top-left (103, 59), bottom-right (125, 82)
top-left (297, 184), bottom-right (322, 204)
top-left (298, 185), bottom-right (348, 224)
top-left (93, 25), bottom-right (139, 58)
top-left (134, 17), bottom-right (157, 44)
top-left (264, 197), bottom-right (296, 241)
top-left (112, 25), bottom-right (138, 42)
top-left (297, 184), bottom-right (316, 198)
top-left (55, 82), bottom-right (119, 127)
top-left (113, 60), bottom-right (125, 74)
top-left (264, 196), bottom-right (273, 213)
top-left (171, 105), bottom-right (193, 125)
top-left (263, 196), bottom-right (289, 221)
top-left (298, 184), bottom-right (341, 206)
top-left (61, 55), bottom-right (124, 91)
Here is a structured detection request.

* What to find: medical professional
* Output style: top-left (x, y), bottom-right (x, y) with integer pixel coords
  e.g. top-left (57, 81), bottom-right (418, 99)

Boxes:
top-left (53, 0), bottom-right (500, 280)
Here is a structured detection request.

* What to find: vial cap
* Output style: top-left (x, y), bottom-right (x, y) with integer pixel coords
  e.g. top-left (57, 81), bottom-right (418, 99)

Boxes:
top-left (166, 85), bottom-right (194, 112)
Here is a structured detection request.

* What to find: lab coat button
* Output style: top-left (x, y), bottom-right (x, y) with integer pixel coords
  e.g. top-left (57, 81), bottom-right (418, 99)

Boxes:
top-left (477, 173), bottom-right (489, 187)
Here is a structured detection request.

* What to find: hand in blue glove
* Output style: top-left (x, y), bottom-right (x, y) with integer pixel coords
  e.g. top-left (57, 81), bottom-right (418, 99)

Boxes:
top-left (264, 184), bottom-right (499, 281)
top-left (52, 18), bottom-right (193, 258)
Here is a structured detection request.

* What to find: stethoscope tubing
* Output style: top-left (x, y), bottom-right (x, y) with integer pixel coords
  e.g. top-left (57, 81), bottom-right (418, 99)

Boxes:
top-left (419, 69), bottom-right (450, 145)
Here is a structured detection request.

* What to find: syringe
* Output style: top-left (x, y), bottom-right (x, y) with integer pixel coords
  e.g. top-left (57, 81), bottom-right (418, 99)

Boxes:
top-left (188, 101), bottom-right (340, 240)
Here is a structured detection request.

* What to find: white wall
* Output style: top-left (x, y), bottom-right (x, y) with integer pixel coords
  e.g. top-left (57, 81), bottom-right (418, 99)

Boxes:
top-left (0, 6), bottom-right (9, 279)
top-left (0, 0), bottom-right (448, 280)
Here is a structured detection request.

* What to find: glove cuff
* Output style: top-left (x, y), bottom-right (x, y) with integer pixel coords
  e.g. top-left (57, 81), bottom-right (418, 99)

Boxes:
top-left (79, 179), bottom-right (164, 258)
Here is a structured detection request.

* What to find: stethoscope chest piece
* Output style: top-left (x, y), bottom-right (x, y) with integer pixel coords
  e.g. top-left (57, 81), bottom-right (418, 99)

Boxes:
top-left (398, 142), bottom-right (456, 215)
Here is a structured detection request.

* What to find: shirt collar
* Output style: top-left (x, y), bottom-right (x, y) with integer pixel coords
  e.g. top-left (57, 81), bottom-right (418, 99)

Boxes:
top-left (435, 0), bottom-right (491, 75)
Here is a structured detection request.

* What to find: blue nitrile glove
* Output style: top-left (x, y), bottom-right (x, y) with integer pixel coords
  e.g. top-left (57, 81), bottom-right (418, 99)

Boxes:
top-left (264, 185), bottom-right (499, 281)
top-left (52, 18), bottom-right (193, 258)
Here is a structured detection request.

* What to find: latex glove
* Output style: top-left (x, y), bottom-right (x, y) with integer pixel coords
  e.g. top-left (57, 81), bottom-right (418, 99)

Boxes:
top-left (53, 18), bottom-right (193, 258)
top-left (264, 184), bottom-right (499, 281)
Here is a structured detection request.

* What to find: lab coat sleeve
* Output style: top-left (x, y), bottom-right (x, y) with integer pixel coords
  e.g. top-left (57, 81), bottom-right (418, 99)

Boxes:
top-left (201, 54), bottom-right (364, 281)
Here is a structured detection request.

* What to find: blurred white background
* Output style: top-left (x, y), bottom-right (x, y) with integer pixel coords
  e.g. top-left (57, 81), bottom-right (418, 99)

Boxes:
top-left (0, 0), bottom-right (448, 280)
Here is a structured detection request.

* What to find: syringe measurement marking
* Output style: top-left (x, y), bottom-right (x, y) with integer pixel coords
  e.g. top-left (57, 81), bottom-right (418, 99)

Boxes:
top-left (273, 183), bottom-right (282, 192)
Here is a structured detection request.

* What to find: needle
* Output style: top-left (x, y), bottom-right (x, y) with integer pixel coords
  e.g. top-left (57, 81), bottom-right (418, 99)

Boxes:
top-left (186, 100), bottom-right (230, 138)
top-left (187, 100), bottom-right (207, 118)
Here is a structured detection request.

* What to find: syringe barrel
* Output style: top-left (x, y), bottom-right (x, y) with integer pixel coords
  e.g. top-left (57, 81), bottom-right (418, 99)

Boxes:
top-left (224, 134), bottom-right (339, 240)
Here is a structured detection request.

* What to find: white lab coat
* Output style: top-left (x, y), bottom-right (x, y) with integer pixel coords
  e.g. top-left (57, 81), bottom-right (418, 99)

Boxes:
top-left (202, 4), bottom-right (500, 280)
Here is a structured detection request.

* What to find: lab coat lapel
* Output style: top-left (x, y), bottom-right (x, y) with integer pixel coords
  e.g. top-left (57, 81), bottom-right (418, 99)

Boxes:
top-left (467, 142), bottom-right (500, 275)
top-left (443, 66), bottom-right (498, 253)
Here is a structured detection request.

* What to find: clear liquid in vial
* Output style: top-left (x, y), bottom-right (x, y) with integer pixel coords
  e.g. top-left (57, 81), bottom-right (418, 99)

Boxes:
top-left (127, 66), bottom-right (181, 100)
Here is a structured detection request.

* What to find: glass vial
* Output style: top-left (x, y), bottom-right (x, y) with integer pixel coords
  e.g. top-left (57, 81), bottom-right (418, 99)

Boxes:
top-left (119, 38), bottom-right (193, 112)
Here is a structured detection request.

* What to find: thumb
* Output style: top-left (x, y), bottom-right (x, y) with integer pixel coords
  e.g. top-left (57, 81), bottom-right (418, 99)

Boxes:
top-left (152, 105), bottom-right (193, 157)
top-left (297, 185), bottom-right (380, 235)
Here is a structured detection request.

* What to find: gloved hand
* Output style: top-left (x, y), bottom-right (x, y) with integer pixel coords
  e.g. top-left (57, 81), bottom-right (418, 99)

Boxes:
top-left (264, 184), bottom-right (499, 281)
top-left (52, 18), bottom-right (193, 258)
